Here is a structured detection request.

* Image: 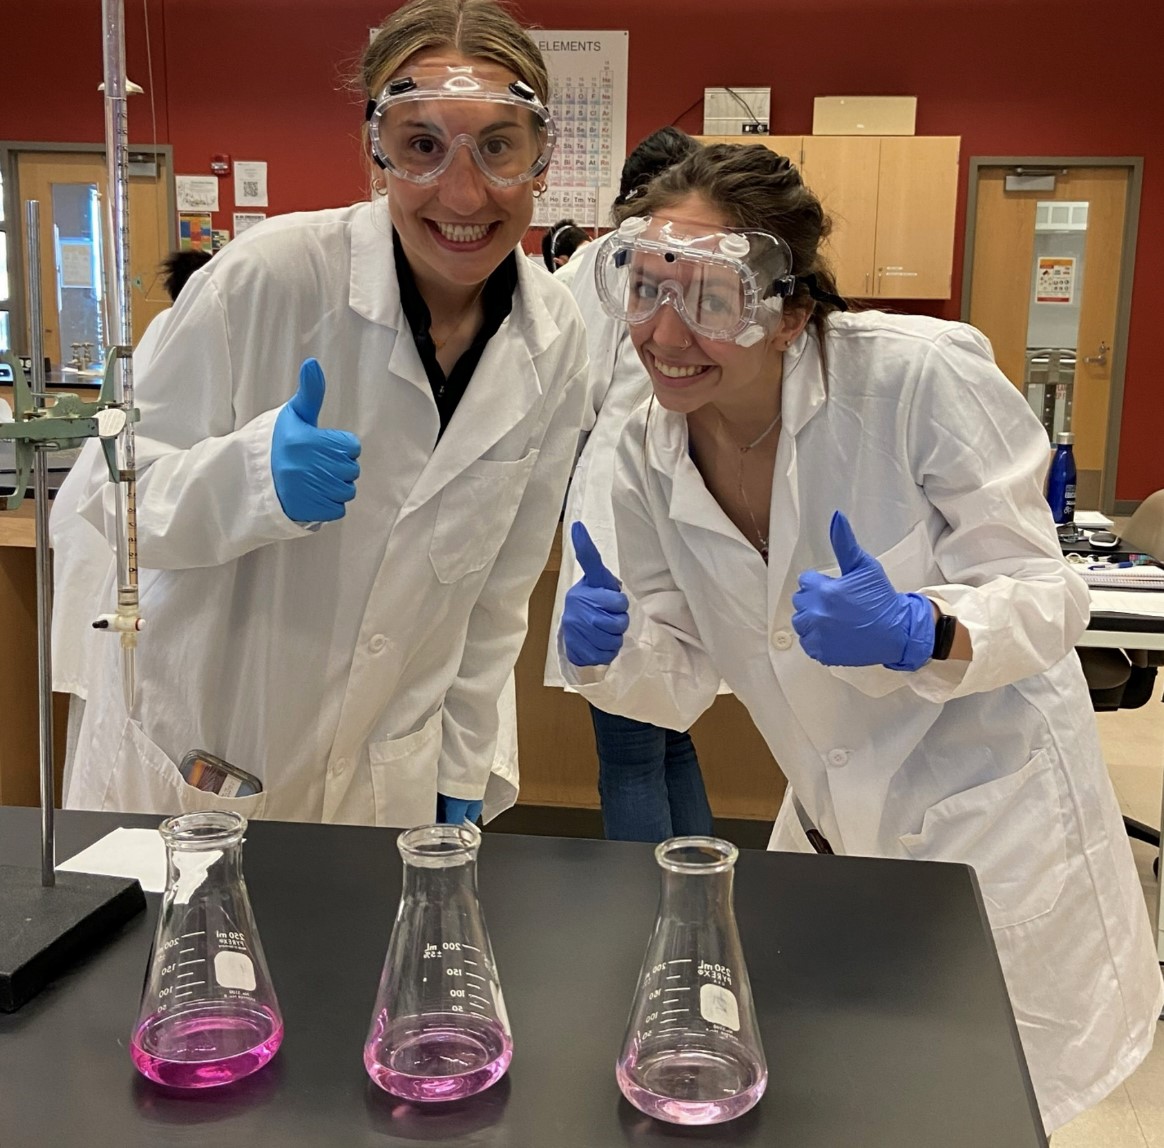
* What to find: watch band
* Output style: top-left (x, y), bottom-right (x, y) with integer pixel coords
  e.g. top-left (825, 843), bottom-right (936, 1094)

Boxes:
top-left (931, 611), bottom-right (957, 661)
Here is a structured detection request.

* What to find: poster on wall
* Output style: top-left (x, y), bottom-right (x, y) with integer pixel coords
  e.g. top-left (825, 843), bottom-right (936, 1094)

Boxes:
top-left (59, 242), bottom-right (94, 288)
top-left (1035, 256), bottom-right (1076, 304)
top-left (175, 175), bottom-right (219, 213)
top-left (234, 161), bottom-right (269, 208)
top-left (530, 30), bottom-right (628, 230)
top-left (233, 212), bottom-right (266, 235)
top-left (179, 213), bottom-right (214, 252)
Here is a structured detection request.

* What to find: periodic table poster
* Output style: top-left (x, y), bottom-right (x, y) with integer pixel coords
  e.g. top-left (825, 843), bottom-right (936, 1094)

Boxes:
top-left (531, 31), bottom-right (628, 230)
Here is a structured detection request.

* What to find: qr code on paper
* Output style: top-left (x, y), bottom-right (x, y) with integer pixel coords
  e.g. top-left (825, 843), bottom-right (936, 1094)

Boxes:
top-left (242, 180), bottom-right (259, 199)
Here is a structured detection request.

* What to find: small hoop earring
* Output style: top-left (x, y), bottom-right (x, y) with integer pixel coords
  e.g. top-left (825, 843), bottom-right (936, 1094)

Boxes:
top-left (371, 176), bottom-right (386, 196)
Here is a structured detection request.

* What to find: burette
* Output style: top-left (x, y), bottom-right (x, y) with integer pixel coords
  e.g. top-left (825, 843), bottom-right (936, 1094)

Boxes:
top-left (95, 0), bottom-right (144, 708)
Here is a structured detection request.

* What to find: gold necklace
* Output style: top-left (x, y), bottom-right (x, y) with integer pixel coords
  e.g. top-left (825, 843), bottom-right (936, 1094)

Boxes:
top-left (716, 407), bottom-right (781, 562)
top-left (430, 283), bottom-right (487, 351)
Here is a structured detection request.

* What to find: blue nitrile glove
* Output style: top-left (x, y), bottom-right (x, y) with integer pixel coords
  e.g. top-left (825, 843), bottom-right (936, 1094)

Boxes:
top-left (271, 358), bottom-right (362, 523)
top-left (437, 794), bottom-right (484, 825)
top-left (562, 521), bottom-right (630, 667)
top-left (791, 510), bottom-right (935, 671)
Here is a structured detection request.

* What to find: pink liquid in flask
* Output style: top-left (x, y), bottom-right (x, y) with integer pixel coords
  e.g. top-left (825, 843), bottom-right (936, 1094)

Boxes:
top-left (616, 1039), bottom-right (767, 1125)
top-left (364, 1010), bottom-right (512, 1101)
top-left (131, 1000), bottom-right (283, 1088)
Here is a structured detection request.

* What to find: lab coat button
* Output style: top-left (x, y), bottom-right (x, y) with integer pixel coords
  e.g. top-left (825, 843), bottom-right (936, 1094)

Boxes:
top-left (772, 630), bottom-right (794, 651)
top-left (827, 748), bottom-right (850, 767)
top-left (369, 633), bottom-right (387, 654)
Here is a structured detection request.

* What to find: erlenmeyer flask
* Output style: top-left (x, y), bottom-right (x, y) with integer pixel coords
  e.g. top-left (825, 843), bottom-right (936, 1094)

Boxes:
top-left (364, 821), bottom-right (512, 1101)
top-left (130, 811), bottom-right (283, 1088)
top-left (617, 836), bottom-right (766, 1125)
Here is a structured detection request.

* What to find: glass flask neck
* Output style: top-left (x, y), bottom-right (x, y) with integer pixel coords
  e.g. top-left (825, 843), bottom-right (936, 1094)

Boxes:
top-left (656, 837), bottom-right (738, 913)
top-left (158, 812), bottom-right (246, 905)
top-left (160, 811), bottom-right (247, 851)
top-left (398, 822), bottom-right (481, 870)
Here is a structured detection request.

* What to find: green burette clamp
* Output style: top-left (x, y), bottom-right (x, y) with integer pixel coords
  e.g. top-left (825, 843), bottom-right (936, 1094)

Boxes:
top-left (0, 346), bottom-right (140, 511)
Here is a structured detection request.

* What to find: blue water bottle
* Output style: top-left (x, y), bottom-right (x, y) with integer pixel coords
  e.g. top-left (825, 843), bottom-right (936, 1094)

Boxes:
top-left (1046, 431), bottom-right (1077, 525)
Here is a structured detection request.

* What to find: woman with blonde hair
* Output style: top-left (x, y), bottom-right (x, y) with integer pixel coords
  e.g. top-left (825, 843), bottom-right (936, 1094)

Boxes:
top-left (65, 0), bottom-right (589, 828)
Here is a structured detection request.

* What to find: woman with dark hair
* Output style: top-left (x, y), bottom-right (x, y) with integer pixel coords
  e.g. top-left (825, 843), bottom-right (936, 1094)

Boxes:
top-left (559, 142), bottom-right (1162, 1131)
top-left (540, 218), bottom-right (590, 272)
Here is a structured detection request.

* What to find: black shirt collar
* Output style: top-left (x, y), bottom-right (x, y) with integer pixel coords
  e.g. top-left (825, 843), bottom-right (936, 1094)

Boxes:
top-left (391, 228), bottom-right (519, 438)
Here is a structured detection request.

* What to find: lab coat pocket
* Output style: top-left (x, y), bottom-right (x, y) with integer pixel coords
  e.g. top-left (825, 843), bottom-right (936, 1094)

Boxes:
top-left (872, 519), bottom-right (937, 592)
top-left (899, 746), bottom-right (1067, 929)
top-left (102, 718), bottom-right (268, 820)
top-left (368, 708), bottom-right (444, 828)
top-left (428, 451), bottom-right (539, 585)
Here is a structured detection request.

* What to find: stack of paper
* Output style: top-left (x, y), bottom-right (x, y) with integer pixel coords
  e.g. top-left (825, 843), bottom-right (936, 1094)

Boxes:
top-left (1080, 567), bottom-right (1164, 589)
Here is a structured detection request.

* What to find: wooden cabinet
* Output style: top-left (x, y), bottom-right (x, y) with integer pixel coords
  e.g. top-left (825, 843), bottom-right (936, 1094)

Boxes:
top-left (870, 137), bottom-right (961, 299)
top-left (801, 135), bottom-right (961, 299)
top-left (798, 136), bottom-right (881, 297)
top-left (697, 134), bottom-right (961, 300)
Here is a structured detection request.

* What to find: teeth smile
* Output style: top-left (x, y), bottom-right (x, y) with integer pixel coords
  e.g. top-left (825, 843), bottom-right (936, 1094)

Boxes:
top-left (653, 357), bottom-right (708, 379)
top-left (434, 221), bottom-right (491, 243)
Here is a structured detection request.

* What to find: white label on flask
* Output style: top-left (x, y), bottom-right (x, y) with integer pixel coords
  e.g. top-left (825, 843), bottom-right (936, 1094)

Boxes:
top-left (214, 950), bottom-right (256, 991)
top-left (700, 983), bottom-right (740, 1031)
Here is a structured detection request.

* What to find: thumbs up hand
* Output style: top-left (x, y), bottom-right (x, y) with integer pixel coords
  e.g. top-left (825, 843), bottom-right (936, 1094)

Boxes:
top-left (791, 511), bottom-right (935, 671)
top-left (562, 522), bottom-right (629, 667)
top-left (272, 358), bottom-right (362, 523)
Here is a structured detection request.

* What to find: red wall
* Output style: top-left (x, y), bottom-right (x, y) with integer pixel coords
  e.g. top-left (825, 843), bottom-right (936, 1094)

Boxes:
top-left (5, 0), bottom-right (1163, 499)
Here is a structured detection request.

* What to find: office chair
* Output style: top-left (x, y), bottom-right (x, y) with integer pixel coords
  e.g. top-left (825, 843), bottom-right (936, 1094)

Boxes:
top-left (1078, 490), bottom-right (1164, 855)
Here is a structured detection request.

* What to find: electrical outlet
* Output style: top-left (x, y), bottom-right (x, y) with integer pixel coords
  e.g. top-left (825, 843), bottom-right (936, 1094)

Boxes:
top-left (742, 122), bottom-right (769, 134)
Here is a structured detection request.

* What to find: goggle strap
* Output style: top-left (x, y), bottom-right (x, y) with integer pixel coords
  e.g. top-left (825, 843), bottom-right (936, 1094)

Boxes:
top-left (797, 273), bottom-right (849, 312)
top-left (364, 98), bottom-right (377, 123)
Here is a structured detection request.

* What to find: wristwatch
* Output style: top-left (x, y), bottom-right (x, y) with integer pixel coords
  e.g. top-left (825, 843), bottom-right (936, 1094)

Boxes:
top-left (931, 608), bottom-right (958, 661)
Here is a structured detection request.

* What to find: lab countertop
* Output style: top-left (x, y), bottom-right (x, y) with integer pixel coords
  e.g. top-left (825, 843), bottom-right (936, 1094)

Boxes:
top-left (0, 808), bottom-right (1046, 1147)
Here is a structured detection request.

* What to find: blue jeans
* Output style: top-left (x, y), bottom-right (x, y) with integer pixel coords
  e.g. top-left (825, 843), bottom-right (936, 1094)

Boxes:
top-left (589, 705), bottom-right (714, 842)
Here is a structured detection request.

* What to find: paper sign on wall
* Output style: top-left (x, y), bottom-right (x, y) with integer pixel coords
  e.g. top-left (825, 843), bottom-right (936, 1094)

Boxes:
top-left (1036, 256), bottom-right (1075, 304)
top-left (59, 242), bottom-right (94, 288)
top-left (234, 161), bottom-right (268, 207)
top-left (233, 212), bottom-right (266, 235)
top-left (176, 175), bottom-right (220, 213)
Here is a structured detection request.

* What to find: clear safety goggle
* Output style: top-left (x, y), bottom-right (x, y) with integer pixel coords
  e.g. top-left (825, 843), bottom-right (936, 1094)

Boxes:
top-left (595, 216), bottom-right (796, 346)
top-left (365, 69), bottom-right (557, 187)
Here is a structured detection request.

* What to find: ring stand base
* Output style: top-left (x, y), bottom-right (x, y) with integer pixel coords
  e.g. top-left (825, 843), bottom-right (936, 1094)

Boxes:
top-left (0, 866), bottom-right (146, 1012)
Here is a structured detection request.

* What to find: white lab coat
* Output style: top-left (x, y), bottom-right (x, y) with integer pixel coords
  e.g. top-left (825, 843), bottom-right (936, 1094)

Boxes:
top-left (562, 311), bottom-right (1163, 1131)
top-left (543, 239), bottom-right (652, 687)
top-left (65, 198), bottom-right (590, 827)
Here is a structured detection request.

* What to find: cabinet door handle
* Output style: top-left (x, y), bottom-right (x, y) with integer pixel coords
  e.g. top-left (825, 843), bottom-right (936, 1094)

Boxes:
top-left (864, 272), bottom-right (869, 295)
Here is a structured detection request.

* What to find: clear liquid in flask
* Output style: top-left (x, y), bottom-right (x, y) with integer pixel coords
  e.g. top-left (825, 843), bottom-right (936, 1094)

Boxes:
top-left (131, 999), bottom-right (283, 1088)
top-left (364, 1010), bottom-right (512, 1102)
